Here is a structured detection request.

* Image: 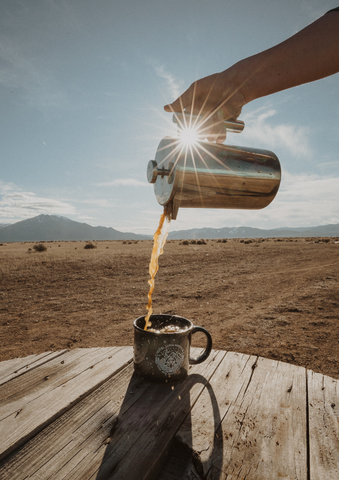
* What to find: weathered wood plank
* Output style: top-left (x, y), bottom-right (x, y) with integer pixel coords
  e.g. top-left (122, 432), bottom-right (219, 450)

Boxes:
top-left (0, 350), bottom-right (67, 386)
top-left (1, 347), bottom-right (107, 420)
top-left (96, 350), bottom-right (226, 480)
top-left (0, 346), bottom-right (133, 462)
top-left (0, 349), bottom-right (225, 480)
top-left (205, 356), bottom-right (307, 480)
top-left (0, 360), bottom-right (136, 480)
top-left (308, 370), bottom-right (339, 480)
top-left (7, 350), bottom-right (337, 480)
top-left (0, 353), bottom-right (48, 380)
top-left (165, 351), bottom-right (257, 479)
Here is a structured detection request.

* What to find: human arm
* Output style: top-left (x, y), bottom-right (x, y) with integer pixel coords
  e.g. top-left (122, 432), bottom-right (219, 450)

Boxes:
top-left (164, 10), bottom-right (339, 143)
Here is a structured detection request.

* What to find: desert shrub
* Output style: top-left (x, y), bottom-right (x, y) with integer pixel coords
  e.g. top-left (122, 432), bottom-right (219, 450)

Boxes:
top-left (181, 240), bottom-right (190, 245)
top-left (197, 239), bottom-right (207, 245)
top-left (190, 239), bottom-right (197, 244)
top-left (244, 239), bottom-right (252, 244)
top-left (33, 243), bottom-right (47, 252)
top-left (84, 242), bottom-right (96, 249)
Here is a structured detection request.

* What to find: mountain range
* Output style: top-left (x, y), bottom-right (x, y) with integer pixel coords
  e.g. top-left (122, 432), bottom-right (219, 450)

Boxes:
top-left (0, 215), bottom-right (149, 242)
top-left (0, 214), bottom-right (338, 243)
top-left (167, 224), bottom-right (339, 240)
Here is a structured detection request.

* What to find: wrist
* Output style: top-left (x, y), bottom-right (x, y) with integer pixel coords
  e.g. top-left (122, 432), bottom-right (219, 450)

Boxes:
top-left (232, 57), bottom-right (262, 105)
top-left (219, 58), bottom-right (258, 110)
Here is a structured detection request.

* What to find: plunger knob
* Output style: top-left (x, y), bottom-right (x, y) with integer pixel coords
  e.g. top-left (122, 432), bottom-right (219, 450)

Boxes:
top-left (147, 160), bottom-right (158, 183)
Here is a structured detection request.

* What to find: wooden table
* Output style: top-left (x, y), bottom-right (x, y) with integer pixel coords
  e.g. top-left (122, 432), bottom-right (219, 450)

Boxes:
top-left (0, 347), bottom-right (338, 480)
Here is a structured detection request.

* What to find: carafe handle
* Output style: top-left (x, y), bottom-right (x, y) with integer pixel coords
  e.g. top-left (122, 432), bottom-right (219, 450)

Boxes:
top-left (173, 112), bottom-right (245, 133)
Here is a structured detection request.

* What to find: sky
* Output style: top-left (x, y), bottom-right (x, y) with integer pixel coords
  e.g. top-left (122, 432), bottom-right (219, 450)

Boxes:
top-left (1, 0), bottom-right (338, 234)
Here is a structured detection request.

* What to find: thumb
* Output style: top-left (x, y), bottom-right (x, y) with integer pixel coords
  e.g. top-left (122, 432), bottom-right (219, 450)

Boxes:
top-left (163, 97), bottom-right (182, 113)
top-left (164, 103), bottom-right (174, 112)
top-left (164, 85), bottom-right (193, 113)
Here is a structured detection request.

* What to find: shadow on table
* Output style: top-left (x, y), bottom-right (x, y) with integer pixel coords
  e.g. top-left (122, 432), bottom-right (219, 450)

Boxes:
top-left (95, 371), bottom-right (223, 480)
top-left (159, 375), bottom-right (223, 480)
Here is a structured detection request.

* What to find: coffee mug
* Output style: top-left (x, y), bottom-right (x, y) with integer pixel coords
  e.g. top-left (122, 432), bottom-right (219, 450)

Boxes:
top-left (133, 314), bottom-right (212, 382)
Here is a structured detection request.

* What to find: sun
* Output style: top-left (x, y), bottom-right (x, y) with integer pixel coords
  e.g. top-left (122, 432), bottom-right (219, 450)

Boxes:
top-left (177, 124), bottom-right (201, 148)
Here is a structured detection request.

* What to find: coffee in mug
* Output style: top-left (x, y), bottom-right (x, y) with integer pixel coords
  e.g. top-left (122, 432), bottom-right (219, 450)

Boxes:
top-left (133, 314), bottom-right (212, 382)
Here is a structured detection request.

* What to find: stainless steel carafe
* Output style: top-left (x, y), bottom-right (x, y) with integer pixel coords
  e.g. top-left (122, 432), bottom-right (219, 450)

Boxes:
top-left (147, 114), bottom-right (281, 220)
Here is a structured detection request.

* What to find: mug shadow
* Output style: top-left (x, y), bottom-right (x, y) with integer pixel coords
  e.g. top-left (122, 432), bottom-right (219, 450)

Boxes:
top-left (159, 375), bottom-right (224, 480)
top-left (95, 371), bottom-right (223, 480)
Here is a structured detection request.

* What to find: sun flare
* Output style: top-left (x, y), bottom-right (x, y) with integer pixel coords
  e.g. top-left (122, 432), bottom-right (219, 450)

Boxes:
top-left (177, 125), bottom-right (201, 148)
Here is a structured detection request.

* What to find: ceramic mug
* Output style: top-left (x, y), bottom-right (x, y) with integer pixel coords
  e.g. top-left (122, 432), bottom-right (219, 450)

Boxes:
top-left (133, 314), bottom-right (212, 382)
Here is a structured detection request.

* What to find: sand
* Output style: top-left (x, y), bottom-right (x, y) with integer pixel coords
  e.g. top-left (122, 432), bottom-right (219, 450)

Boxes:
top-left (0, 237), bottom-right (338, 378)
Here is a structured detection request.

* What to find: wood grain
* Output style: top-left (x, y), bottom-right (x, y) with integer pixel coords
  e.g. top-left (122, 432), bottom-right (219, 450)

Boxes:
top-left (1, 348), bottom-right (339, 480)
top-left (308, 370), bottom-right (339, 480)
top-left (221, 357), bottom-right (307, 479)
top-left (180, 355), bottom-right (308, 480)
top-left (173, 351), bottom-right (257, 477)
top-left (0, 351), bottom-right (66, 386)
top-left (0, 348), bottom-right (224, 480)
top-left (0, 346), bottom-right (133, 461)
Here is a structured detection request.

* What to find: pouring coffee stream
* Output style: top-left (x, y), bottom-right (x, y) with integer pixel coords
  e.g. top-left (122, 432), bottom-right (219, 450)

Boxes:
top-left (144, 206), bottom-right (171, 330)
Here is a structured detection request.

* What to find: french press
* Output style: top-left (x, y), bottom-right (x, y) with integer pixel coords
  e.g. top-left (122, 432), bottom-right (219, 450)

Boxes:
top-left (147, 113), bottom-right (281, 220)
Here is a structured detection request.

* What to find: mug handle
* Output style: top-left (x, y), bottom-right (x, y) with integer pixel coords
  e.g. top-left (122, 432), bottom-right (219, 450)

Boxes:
top-left (189, 326), bottom-right (213, 364)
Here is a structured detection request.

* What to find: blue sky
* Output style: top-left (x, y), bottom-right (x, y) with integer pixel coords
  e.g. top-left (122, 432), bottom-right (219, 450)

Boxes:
top-left (1, 0), bottom-right (338, 234)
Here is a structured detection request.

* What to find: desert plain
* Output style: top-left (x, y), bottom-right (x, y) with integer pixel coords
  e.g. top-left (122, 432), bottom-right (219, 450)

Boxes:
top-left (0, 236), bottom-right (339, 379)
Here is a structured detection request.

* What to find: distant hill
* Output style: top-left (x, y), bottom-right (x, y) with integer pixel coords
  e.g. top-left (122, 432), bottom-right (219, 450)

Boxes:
top-left (168, 224), bottom-right (339, 240)
top-left (1, 214), bottom-right (338, 243)
top-left (0, 215), bottom-right (150, 242)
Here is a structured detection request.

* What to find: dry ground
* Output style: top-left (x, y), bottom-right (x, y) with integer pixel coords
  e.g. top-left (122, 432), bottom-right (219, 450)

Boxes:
top-left (1, 237), bottom-right (339, 378)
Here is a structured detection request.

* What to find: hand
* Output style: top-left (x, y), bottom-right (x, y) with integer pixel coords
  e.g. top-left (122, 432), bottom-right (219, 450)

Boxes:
top-left (164, 10), bottom-right (339, 144)
top-left (164, 68), bottom-right (247, 143)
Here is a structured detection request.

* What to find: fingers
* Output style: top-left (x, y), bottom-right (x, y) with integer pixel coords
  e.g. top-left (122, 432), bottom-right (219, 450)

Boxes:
top-left (163, 72), bottom-right (243, 144)
top-left (203, 109), bottom-right (227, 143)
top-left (164, 84), bottom-right (194, 113)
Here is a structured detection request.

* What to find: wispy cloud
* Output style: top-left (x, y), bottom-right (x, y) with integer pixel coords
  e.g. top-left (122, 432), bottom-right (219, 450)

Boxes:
top-left (96, 179), bottom-right (149, 187)
top-left (241, 107), bottom-right (312, 157)
top-left (275, 170), bottom-right (339, 224)
top-left (153, 63), bottom-right (181, 100)
top-left (0, 183), bottom-right (76, 223)
top-left (166, 171), bottom-right (339, 231)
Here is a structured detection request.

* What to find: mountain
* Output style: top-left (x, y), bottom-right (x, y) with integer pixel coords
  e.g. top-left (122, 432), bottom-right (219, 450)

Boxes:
top-left (1, 215), bottom-right (338, 243)
top-left (0, 215), bottom-right (150, 242)
top-left (168, 224), bottom-right (339, 240)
